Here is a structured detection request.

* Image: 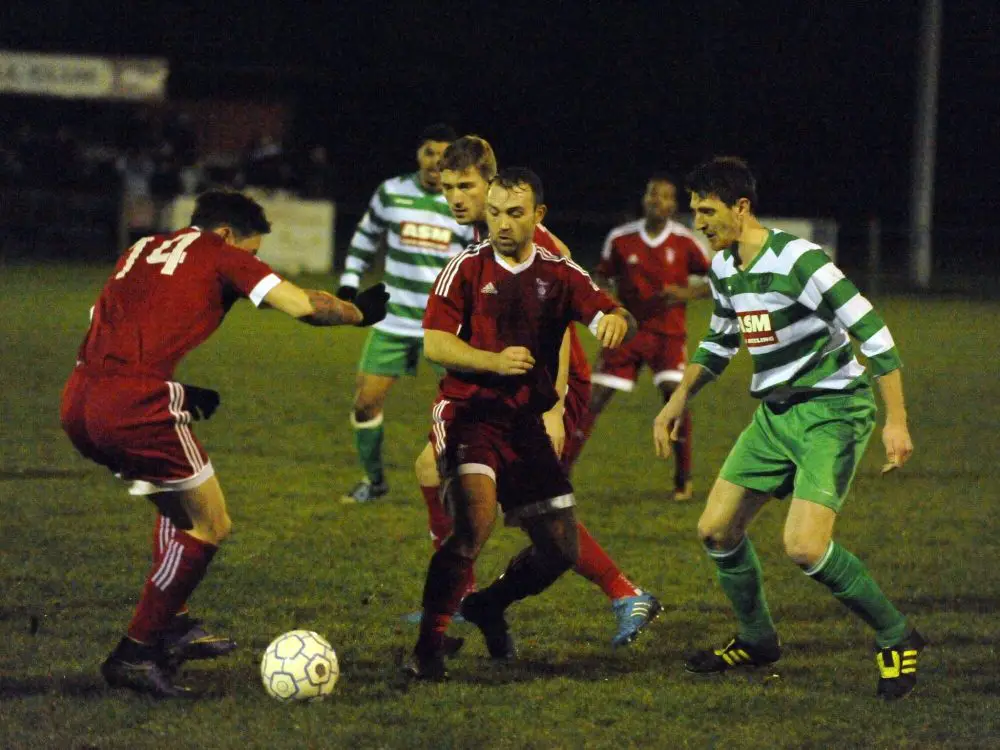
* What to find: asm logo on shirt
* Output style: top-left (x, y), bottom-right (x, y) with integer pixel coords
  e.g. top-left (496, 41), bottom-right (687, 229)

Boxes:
top-left (400, 222), bottom-right (453, 251)
top-left (737, 310), bottom-right (778, 347)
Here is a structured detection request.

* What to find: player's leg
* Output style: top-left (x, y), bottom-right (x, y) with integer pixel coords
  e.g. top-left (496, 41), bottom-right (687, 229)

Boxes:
top-left (407, 470), bottom-right (497, 679)
top-left (561, 385), bottom-right (661, 646)
top-left (415, 441), bottom-right (451, 549)
top-left (462, 507), bottom-right (579, 661)
top-left (563, 339), bottom-right (640, 468)
top-left (784, 393), bottom-right (921, 699)
top-left (685, 405), bottom-right (791, 673)
top-left (103, 475), bottom-right (231, 697)
top-left (652, 335), bottom-right (692, 500)
top-left (461, 416), bottom-right (579, 658)
top-left (406, 412), bottom-right (500, 679)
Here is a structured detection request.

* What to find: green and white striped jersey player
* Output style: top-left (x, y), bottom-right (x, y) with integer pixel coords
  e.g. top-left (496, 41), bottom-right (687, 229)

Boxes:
top-left (654, 157), bottom-right (923, 701)
top-left (339, 174), bottom-right (474, 339)
top-left (692, 228), bottom-right (901, 401)
top-left (337, 124), bottom-right (475, 504)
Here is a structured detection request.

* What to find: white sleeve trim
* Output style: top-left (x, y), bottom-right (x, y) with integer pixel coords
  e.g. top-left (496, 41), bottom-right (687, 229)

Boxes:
top-left (588, 310), bottom-right (606, 337)
top-left (249, 273), bottom-right (282, 307)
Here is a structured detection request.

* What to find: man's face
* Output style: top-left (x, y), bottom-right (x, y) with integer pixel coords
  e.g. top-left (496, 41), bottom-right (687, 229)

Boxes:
top-left (416, 140), bottom-right (451, 193)
top-left (441, 166), bottom-right (489, 224)
top-left (643, 180), bottom-right (677, 223)
top-left (690, 192), bottom-right (741, 252)
top-left (486, 182), bottom-right (543, 258)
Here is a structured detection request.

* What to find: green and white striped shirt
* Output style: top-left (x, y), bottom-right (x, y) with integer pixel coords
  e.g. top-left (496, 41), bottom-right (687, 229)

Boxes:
top-left (691, 229), bottom-right (901, 400)
top-left (340, 173), bottom-right (474, 338)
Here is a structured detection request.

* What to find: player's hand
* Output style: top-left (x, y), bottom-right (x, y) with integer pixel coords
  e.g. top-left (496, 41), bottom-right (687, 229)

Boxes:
top-left (336, 285), bottom-right (358, 302)
top-left (661, 284), bottom-right (688, 304)
top-left (596, 312), bottom-right (629, 349)
top-left (653, 392), bottom-right (687, 458)
top-left (182, 384), bottom-right (221, 421)
top-left (353, 283), bottom-right (389, 326)
top-left (493, 346), bottom-right (535, 375)
top-left (542, 408), bottom-right (566, 457)
top-left (881, 418), bottom-right (913, 474)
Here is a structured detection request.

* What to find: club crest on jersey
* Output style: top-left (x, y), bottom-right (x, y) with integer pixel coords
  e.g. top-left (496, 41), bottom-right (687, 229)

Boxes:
top-left (536, 278), bottom-right (551, 299)
top-left (755, 272), bottom-right (774, 291)
top-left (737, 309), bottom-right (778, 347)
top-left (400, 222), bottom-right (453, 252)
top-left (480, 281), bottom-right (498, 295)
top-left (627, 254), bottom-right (639, 265)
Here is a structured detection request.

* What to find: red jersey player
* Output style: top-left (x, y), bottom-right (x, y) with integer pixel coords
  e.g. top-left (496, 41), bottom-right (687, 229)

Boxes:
top-left (410, 136), bottom-right (662, 650)
top-left (403, 168), bottom-right (636, 680)
top-left (60, 191), bottom-right (388, 697)
top-left (565, 175), bottom-right (712, 501)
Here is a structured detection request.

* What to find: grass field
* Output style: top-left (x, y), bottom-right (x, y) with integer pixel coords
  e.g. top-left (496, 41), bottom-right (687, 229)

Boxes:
top-left (1, 261), bottom-right (998, 749)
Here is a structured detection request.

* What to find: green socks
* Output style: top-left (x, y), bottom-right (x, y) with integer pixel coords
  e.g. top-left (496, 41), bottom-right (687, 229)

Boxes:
top-left (351, 412), bottom-right (385, 485)
top-left (805, 541), bottom-right (908, 648)
top-left (706, 536), bottom-right (777, 644)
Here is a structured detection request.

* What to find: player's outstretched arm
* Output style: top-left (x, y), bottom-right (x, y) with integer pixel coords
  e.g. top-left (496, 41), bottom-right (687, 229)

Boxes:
top-left (424, 330), bottom-right (534, 375)
top-left (653, 364), bottom-right (716, 458)
top-left (875, 368), bottom-right (913, 472)
top-left (263, 280), bottom-right (367, 326)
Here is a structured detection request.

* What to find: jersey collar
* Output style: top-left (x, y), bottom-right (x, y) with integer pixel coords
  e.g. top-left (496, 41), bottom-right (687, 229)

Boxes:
top-left (639, 219), bottom-right (677, 247)
top-left (493, 244), bottom-right (538, 274)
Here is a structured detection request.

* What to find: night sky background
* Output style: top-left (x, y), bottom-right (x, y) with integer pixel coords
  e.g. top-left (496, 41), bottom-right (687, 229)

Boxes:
top-left (3, 0), bottom-right (998, 273)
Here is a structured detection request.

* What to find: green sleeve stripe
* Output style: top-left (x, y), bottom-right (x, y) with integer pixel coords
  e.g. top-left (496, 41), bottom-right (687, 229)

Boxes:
top-left (691, 348), bottom-right (731, 376)
top-left (867, 349), bottom-right (902, 376)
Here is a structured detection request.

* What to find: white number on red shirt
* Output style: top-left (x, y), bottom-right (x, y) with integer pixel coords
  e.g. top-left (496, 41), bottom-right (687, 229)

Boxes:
top-left (115, 232), bottom-right (201, 280)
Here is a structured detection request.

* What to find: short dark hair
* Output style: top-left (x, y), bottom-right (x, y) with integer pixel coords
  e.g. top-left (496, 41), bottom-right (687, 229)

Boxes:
top-left (646, 172), bottom-right (678, 189)
top-left (491, 167), bottom-right (544, 207)
top-left (685, 156), bottom-right (758, 208)
top-left (440, 135), bottom-right (498, 180)
top-left (190, 190), bottom-right (271, 238)
top-left (417, 123), bottom-right (458, 147)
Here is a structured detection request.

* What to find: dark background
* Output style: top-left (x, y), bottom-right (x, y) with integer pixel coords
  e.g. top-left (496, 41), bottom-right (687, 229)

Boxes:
top-left (2, 0), bottom-right (997, 274)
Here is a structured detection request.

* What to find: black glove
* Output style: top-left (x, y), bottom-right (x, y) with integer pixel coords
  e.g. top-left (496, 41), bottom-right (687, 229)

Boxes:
top-left (182, 384), bottom-right (221, 421)
top-left (336, 285), bottom-right (357, 302)
top-left (354, 282), bottom-right (389, 326)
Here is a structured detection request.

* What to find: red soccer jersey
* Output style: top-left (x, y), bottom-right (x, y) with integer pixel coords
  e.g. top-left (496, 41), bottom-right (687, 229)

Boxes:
top-left (77, 228), bottom-right (281, 380)
top-left (595, 219), bottom-right (711, 336)
top-left (423, 240), bottom-right (617, 414)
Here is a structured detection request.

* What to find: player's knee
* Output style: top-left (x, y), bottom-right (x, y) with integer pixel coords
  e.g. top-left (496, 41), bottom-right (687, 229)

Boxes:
top-left (352, 403), bottom-right (381, 423)
top-left (783, 529), bottom-right (828, 567)
top-left (697, 515), bottom-right (741, 551)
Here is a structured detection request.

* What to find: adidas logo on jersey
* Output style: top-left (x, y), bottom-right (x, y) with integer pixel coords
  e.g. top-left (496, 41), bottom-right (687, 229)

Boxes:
top-left (627, 255), bottom-right (639, 264)
top-left (481, 282), bottom-right (498, 295)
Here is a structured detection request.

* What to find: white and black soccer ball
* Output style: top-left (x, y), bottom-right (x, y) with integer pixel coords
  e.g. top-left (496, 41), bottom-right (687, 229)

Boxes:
top-left (260, 630), bottom-right (339, 702)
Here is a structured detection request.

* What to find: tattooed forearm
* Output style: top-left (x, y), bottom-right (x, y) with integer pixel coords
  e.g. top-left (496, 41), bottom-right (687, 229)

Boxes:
top-left (302, 289), bottom-right (363, 326)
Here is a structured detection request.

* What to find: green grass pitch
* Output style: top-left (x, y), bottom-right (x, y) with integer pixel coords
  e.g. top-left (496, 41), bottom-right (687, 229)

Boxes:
top-left (1, 262), bottom-right (998, 749)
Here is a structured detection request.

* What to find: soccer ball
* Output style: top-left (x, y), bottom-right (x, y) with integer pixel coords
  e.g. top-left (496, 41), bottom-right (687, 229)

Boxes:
top-left (260, 630), bottom-right (339, 702)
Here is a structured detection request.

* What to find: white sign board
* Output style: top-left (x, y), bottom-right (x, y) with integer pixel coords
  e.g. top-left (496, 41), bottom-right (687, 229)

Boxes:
top-left (0, 51), bottom-right (168, 100)
top-left (169, 193), bottom-right (335, 275)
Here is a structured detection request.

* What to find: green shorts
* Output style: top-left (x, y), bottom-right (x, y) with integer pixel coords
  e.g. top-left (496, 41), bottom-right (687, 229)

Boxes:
top-left (358, 328), bottom-right (442, 378)
top-left (719, 389), bottom-right (876, 512)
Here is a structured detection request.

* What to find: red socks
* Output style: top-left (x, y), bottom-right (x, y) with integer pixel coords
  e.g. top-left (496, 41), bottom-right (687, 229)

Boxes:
top-left (128, 527), bottom-right (216, 644)
top-left (574, 522), bottom-right (641, 600)
top-left (417, 546), bottom-right (474, 651)
top-left (420, 484), bottom-right (453, 549)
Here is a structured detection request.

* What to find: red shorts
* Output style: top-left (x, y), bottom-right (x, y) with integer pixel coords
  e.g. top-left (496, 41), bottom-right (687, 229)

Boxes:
top-left (428, 398), bottom-right (574, 525)
top-left (60, 369), bottom-right (213, 494)
top-left (591, 331), bottom-right (687, 392)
